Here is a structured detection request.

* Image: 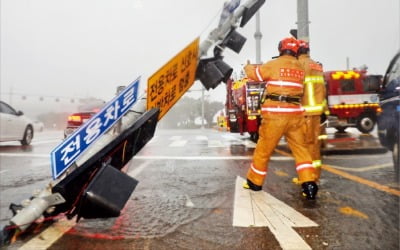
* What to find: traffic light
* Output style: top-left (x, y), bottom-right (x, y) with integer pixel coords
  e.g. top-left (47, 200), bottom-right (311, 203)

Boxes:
top-left (52, 108), bottom-right (159, 220)
top-left (196, 57), bottom-right (233, 90)
top-left (240, 0), bottom-right (266, 27)
top-left (222, 29), bottom-right (247, 54)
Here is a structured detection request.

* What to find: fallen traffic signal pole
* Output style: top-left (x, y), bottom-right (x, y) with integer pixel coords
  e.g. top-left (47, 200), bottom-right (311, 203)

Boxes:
top-left (0, 0), bottom-right (266, 246)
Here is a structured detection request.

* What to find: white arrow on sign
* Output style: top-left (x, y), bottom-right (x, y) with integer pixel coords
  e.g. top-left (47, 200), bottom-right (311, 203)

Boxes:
top-left (233, 176), bottom-right (318, 250)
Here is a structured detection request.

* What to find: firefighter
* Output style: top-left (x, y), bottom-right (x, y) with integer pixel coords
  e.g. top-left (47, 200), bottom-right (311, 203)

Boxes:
top-left (292, 40), bottom-right (327, 183)
top-left (243, 37), bottom-right (318, 200)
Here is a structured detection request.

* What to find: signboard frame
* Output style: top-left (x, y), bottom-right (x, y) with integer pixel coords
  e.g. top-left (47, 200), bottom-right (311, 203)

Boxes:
top-left (50, 77), bottom-right (140, 179)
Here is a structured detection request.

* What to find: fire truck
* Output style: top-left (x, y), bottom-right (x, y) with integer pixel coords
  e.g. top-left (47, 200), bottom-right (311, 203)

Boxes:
top-left (225, 76), bottom-right (265, 142)
top-left (225, 69), bottom-right (382, 141)
top-left (325, 69), bottom-right (382, 133)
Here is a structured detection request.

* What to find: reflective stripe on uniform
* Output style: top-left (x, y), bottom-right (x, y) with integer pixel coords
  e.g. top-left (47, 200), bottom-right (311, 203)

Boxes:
top-left (250, 163), bottom-right (267, 176)
top-left (312, 160), bottom-right (322, 168)
top-left (303, 105), bottom-right (324, 113)
top-left (255, 66), bottom-right (263, 81)
top-left (261, 106), bottom-right (305, 113)
top-left (318, 134), bottom-right (328, 140)
top-left (304, 76), bottom-right (324, 83)
top-left (267, 80), bottom-right (303, 89)
top-left (296, 162), bottom-right (314, 171)
top-left (304, 75), bottom-right (325, 110)
top-left (305, 81), bottom-right (316, 106)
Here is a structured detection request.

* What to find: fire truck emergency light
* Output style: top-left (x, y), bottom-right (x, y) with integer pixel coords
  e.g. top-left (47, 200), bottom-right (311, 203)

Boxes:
top-left (196, 57), bottom-right (233, 90)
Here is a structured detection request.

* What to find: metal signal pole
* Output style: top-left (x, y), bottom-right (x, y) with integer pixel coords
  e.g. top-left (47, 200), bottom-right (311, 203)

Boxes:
top-left (254, 11), bottom-right (262, 64)
top-left (297, 0), bottom-right (310, 42)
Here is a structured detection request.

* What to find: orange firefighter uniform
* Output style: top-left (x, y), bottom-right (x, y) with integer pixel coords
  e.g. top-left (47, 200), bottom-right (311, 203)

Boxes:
top-left (243, 38), bottom-right (316, 195)
top-left (297, 40), bottom-right (327, 181)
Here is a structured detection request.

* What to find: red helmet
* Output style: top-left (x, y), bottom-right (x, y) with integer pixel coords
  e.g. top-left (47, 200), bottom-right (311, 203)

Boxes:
top-left (298, 40), bottom-right (309, 49)
top-left (278, 37), bottom-right (299, 56)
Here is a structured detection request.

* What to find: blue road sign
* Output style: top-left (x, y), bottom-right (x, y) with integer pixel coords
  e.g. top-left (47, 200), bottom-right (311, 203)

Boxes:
top-left (50, 77), bottom-right (140, 179)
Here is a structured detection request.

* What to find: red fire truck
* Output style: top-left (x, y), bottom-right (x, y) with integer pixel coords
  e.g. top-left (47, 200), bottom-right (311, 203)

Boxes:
top-left (225, 77), bottom-right (265, 142)
top-left (225, 69), bottom-right (382, 141)
top-left (325, 69), bottom-right (382, 133)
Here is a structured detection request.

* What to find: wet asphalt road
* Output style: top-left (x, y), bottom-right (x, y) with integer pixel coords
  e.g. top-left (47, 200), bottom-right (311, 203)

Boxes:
top-left (0, 128), bottom-right (399, 250)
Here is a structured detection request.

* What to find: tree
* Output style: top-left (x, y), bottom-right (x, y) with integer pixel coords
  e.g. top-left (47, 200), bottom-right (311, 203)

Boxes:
top-left (202, 100), bottom-right (224, 127)
top-left (158, 96), bottom-right (224, 129)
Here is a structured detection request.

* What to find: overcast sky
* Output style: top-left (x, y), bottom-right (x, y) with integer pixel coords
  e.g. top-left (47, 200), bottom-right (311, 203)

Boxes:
top-left (1, 0), bottom-right (399, 116)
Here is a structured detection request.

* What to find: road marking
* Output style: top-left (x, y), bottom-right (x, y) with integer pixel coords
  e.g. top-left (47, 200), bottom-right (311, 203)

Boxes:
top-left (127, 161), bottom-right (151, 177)
top-left (328, 163), bottom-right (392, 172)
top-left (274, 148), bottom-right (400, 197)
top-left (169, 136), bottom-right (182, 140)
top-left (146, 136), bottom-right (158, 144)
top-left (339, 206), bottom-right (368, 219)
top-left (222, 134), bottom-right (242, 141)
top-left (196, 135), bottom-right (208, 140)
top-left (19, 161), bottom-right (151, 249)
top-left (31, 139), bottom-right (62, 145)
top-left (31, 162), bottom-right (51, 168)
top-left (19, 218), bottom-right (76, 250)
top-left (134, 155), bottom-right (292, 161)
top-left (323, 164), bottom-right (400, 197)
top-left (208, 140), bottom-right (225, 147)
top-left (169, 140), bottom-right (187, 147)
top-left (324, 154), bottom-right (386, 159)
top-left (242, 140), bottom-right (257, 148)
top-left (233, 176), bottom-right (318, 250)
top-left (0, 153), bottom-right (49, 158)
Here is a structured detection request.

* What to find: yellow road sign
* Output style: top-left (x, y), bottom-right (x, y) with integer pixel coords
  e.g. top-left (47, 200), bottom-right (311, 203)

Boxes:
top-left (147, 38), bottom-right (199, 120)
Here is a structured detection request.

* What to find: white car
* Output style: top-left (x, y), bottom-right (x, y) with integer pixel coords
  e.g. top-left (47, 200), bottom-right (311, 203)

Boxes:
top-left (0, 101), bottom-right (34, 145)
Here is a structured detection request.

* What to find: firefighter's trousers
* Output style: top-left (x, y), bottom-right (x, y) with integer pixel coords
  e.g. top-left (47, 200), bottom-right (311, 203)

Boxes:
top-left (247, 114), bottom-right (316, 186)
top-left (304, 115), bottom-right (323, 179)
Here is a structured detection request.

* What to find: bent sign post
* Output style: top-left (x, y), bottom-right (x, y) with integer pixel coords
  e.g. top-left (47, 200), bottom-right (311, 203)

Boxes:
top-left (147, 38), bottom-right (199, 120)
top-left (50, 78), bottom-right (140, 179)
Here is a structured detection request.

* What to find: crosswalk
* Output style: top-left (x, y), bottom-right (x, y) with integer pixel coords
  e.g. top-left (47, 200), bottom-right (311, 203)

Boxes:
top-left (146, 133), bottom-right (288, 149)
top-left (147, 134), bottom-right (258, 148)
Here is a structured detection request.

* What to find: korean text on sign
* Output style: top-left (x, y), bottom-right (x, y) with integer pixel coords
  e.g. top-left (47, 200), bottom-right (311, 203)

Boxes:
top-left (147, 38), bottom-right (199, 120)
top-left (50, 77), bottom-right (140, 179)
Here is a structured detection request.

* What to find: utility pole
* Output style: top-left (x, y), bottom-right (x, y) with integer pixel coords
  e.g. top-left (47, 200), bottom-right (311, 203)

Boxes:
top-left (254, 11), bottom-right (262, 64)
top-left (296, 0), bottom-right (310, 42)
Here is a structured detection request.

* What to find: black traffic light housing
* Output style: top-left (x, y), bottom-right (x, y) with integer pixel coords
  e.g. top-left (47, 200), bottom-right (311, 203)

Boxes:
top-left (240, 0), bottom-right (266, 27)
top-left (52, 108), bottom-right (159, 220)
top-left (222, 29), bottom-right (247, 54)
top-left (196, 57), bottom-right (233, 90)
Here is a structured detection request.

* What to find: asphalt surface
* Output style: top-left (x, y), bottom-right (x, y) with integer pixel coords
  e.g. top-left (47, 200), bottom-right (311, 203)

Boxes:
top-left (0, 128), bottom-right (398, 250)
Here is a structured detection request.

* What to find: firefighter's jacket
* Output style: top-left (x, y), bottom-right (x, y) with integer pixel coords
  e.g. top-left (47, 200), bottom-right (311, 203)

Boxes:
top-left (298, 54), bottom-right (326, 116)
top-left (244, 55), bottom-right (305, 117)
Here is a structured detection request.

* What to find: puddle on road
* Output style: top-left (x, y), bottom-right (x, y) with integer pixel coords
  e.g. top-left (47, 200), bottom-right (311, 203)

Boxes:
top-left (72, 181), bottom-right (229, 239)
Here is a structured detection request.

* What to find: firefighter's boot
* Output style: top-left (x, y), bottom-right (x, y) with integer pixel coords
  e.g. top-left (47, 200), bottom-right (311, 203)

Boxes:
top-left (243, 179), bottom-right (262, 191)
top-left (301, 181), bottom-right (318, 200)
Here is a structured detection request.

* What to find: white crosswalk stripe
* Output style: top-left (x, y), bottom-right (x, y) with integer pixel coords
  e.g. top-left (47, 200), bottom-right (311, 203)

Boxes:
top-left (208, 140), bottom-right (225, 147)
top-left (169, 140), bottom-right (188, 147)
top-left (144, 134), bottom-right (260, 149)
top-left (196, 135), bottom-right (208, 141)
